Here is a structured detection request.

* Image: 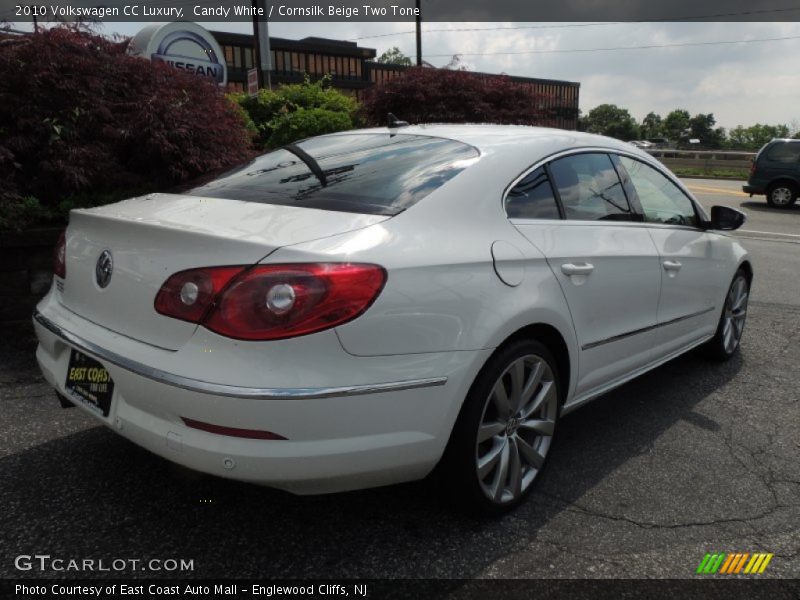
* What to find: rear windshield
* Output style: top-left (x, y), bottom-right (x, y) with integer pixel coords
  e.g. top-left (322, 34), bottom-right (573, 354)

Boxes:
top-left (186, 133), bottom-right (480, 216)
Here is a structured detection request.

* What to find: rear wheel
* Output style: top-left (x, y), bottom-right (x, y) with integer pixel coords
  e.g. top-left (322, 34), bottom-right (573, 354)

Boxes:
top-left (766, 182), bottom-right (797, 208)
top-left (705, 269), bottom-right (749, 360)
top-left (441, 340), bottom-right (560, 515)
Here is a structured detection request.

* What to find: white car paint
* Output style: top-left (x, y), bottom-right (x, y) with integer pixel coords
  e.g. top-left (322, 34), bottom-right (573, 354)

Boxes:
top-left (33, 124), bottom-right (750, 494)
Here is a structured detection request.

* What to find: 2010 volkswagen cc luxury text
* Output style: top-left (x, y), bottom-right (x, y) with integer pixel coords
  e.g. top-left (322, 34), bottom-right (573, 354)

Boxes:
top-left (33, 125), bottom-right (752, 514)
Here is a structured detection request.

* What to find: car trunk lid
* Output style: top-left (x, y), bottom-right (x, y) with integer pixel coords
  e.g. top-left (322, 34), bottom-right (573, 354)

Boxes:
top-left (59, 193), bottom-right (388, 350)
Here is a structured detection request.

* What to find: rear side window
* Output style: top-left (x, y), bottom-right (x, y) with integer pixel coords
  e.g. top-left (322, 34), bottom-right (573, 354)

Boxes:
top-left (549, 153), bottom-right (633, 221)
top-left (186, 134), bottom-right (479, 216)
top-left (765, 142), bottom-right (800, 164)
top-left (505, 167), bottom-right (561, 219)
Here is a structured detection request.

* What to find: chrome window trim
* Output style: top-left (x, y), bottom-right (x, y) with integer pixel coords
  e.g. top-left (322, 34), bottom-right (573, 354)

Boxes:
top-left (33, 310), bottom-right (447, 400)
top-left (501, 146), bottom-right (710, 231)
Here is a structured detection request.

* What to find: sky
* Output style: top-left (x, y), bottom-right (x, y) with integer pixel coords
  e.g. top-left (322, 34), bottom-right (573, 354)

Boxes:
top-left (10, 19), bottom-right (800, 131)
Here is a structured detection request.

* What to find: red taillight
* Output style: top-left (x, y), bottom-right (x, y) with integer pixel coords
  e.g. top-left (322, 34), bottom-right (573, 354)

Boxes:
top-left (53, 230), bottom-right (67, 279)
top-left (750, 159), bottom-right (757, 176)
top-left (154, 266), bottom-right (246, 323)
top-left (155, 263), bottom-right (386, 341)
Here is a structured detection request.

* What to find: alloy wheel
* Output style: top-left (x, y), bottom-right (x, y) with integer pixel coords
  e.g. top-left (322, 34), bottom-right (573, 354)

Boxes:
top-left (722, 275), bottom-right (749, 354)
top-left (475, 354), bottom-right (558, 504)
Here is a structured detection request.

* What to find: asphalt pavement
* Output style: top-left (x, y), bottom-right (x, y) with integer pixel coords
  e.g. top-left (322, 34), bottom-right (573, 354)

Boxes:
top-left (1, 179), bottom-right (798, 582)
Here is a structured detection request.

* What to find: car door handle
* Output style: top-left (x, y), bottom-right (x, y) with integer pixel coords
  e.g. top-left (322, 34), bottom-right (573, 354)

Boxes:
top-left (663, 260), bottom-right (683, 271)
top-left (561, 262), bottom-right (595, 276)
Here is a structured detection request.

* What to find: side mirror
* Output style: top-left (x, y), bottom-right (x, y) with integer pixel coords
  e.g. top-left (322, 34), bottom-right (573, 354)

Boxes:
top-left (708, 205), bottom-right (746, 231)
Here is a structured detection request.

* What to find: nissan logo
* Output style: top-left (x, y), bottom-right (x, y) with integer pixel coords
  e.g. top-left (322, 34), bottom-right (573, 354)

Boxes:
top-left (150, 30), bottom-right (225, 84)
top-left (95, 250), bottom-right (113, 289)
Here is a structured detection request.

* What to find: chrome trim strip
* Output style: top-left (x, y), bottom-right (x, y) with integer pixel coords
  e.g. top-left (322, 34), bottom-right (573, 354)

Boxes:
top-left (33, 311), bottom-right (447, 399)
top-left (581, 306), bottom-right (716, 351)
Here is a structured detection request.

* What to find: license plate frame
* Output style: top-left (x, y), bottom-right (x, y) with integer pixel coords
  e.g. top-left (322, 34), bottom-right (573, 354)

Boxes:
top-left (64, 349), bottom-right (115, 417)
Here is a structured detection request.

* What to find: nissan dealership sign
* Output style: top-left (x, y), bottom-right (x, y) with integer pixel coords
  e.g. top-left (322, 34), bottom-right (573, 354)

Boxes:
top-left (127, 22), bottom-right (227, 87)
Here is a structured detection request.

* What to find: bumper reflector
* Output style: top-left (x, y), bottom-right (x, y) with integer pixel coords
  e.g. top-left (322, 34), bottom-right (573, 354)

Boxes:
top-left (181, 417), bottom-right (287, 440)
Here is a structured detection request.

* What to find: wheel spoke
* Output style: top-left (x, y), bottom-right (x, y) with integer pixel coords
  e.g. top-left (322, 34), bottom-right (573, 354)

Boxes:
top-left (510, 360), bottom-right (525, 409)
top-left (516, 436), bottom-right (545, 470)
top-left (477, 439), bottom-right (505, 479)
top-left (490, 441), bottom-right (511, 501)
top-left (733, 317), bottom-right (745, 338)
top-left (519, 417), bottom-right (555, 436)
top-left (733, 292), bottom-right (748, 311)
top-left (491, 379), bottom-right (511, 416)
top-left (507, 438), bottom-right (522, 500)
top-left (520, 381), bottom-right (555, 420)
top-left (519, 361), bottom-right (544, 409)
top-left (723, 319), bottom-right (734, 351)
top-left (478, 421), bottom-right (506, 443)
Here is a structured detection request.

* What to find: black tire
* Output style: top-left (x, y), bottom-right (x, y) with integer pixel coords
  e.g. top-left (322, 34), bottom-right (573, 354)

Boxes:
top-left (704, 269), bottom-right (750, 361)
top-left (439, 339), bottom-right (561, 516)
top-left (766, 182), bottom-right (798, 208)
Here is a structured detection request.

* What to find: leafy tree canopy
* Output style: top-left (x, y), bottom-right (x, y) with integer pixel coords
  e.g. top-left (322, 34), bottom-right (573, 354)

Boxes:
top-left (581, 104), bottom-right (639, 140)
top-left (376, 47), bottom-right (412, 66)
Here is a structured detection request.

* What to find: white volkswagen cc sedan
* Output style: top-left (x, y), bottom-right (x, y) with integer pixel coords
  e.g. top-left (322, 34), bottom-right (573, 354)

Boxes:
top-left (33, 125), bottom-right (751, 514)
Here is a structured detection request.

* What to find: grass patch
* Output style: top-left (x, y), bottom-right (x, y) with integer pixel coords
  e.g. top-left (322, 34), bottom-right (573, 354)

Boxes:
top-left (669, 166), bottom-right (749, 180)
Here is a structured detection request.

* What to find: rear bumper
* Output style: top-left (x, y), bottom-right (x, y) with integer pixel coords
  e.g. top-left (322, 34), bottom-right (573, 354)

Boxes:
top-left (32, 298), bottom-right (490, 494)
top-left (742, 184), bottom-right (763, 195)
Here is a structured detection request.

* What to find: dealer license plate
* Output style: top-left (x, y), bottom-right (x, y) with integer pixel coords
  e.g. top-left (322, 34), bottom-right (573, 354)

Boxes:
top-left (64, 349), bottom-right (115, 417)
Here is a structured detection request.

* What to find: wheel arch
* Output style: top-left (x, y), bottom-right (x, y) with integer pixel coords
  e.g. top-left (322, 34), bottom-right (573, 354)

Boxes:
top-left (738, 259), bottom-right (754, 286)
top-left (503, 324), bottom-right (570, 405)
top-left (767, 177), bottom-right (800, 192)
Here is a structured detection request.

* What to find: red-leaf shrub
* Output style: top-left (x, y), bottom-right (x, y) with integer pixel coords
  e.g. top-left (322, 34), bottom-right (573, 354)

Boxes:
top-left (0, 27), bottom-right (255, 229)
top-left (359, 67), bottom-right (557, 127)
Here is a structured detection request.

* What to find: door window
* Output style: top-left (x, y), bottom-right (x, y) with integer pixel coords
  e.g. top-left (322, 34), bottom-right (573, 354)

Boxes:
top-left (618, 156), bottom-right (698, 227)
top-left (549, 153), bottom-right (633, 221)
top-left (505, 167), bottom-right (561, 219)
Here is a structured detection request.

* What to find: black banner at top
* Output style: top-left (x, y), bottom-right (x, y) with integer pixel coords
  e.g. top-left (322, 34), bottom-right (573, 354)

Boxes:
top-left (2, 0), bottom-right (800, 23)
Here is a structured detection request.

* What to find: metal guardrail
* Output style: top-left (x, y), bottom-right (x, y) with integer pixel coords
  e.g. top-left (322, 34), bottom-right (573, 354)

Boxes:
top-left (646, 149), bottom-right (755, 171)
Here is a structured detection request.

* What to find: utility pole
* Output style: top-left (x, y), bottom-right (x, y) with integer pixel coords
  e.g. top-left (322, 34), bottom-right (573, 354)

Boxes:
top-left (415, 0), bottom-right (422, 66)
top-left (251, 0), bottom-right (272, 89)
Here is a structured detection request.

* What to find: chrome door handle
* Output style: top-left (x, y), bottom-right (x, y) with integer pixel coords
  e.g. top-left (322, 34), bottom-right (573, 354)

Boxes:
top-left (561, 262), bottom-right (595, 276)
top-left (663, 260), bottom-right (682, 271)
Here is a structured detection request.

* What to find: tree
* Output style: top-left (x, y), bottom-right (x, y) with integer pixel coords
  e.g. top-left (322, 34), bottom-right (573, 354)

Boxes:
top-left (0, 27), bottom-right (254, 230)
top-left (688, 113), bottom-right (725, 149)
top-left (359, 67), bottom-right (556, 127)
top-left (728, 124), bottom-right (790, 150)
top-left (581, 104), bottom-right (639, 140)
top-left (663, 109), bottom-right (691, 142)
top-left (640, 112), bottom-right (663, 139)
top-left (376, 47), bottom-right (412, 66)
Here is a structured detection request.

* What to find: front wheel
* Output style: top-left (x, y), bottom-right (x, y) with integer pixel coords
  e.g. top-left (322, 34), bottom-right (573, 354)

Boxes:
top-left (441, 340), bottom-right (561, 515)
top-left (705, 269), bottom-right (750, 360)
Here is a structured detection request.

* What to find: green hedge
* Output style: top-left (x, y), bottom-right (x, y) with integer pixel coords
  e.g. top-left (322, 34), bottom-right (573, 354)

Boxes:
top-left (231, 77), bottom-right (358, 148)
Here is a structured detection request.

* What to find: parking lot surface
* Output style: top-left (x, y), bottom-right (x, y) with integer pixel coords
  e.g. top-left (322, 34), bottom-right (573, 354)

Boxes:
top-left (1, 179), bottom-right (798, 580)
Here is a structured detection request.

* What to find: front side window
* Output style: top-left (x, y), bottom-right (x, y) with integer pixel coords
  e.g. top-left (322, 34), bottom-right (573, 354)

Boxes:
top-left (186, 134), bottom-right (479, 216)
top-left (549, 153), bottom-right (632, 221)
top-left (618, 156), bottom-right (698, 227)
top-left (505, 167), bottom-right (561, 220)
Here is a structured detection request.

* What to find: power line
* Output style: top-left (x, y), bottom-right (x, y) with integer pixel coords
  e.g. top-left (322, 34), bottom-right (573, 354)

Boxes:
top-left (352, 7), bottom-right (800, 41)
top-left (422, 33), bottom-right (800, 58)
top-left (353, 22), bottom-right (621, 40)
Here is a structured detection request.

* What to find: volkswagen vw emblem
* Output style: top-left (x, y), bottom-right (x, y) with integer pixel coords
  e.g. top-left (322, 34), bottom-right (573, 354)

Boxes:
top-left (95, 250), bottom-right (113, 289)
